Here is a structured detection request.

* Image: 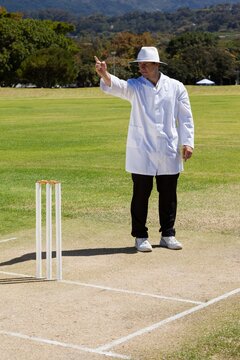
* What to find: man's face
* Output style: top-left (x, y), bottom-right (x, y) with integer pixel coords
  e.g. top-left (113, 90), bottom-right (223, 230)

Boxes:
top-left (138, 62), bottom-right (159, 79)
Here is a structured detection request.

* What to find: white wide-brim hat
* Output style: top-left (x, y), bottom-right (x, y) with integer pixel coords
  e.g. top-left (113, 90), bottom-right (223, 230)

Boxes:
top-left (129, 46), bottom-right (167, 65)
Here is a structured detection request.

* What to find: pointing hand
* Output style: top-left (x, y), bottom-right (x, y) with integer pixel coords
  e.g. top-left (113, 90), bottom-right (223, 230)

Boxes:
top-left (94, 56), bottom-right (107, 77)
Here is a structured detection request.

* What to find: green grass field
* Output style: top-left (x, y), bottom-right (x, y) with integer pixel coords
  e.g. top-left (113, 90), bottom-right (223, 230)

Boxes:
top-left (0, 86), bottom-right (239, 359)
top-left (0, 86), bottom-right (239, 235)
top-left (0, 87), bottom-right (131, 234)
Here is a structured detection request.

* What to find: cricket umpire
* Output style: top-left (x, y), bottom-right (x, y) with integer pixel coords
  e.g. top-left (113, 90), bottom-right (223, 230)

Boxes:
top-left (95, 46), bottom-right (194, 252)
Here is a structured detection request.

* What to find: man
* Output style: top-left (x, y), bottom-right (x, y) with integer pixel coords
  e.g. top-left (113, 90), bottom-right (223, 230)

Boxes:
top-left (95, 46), bottom-right (194, 252)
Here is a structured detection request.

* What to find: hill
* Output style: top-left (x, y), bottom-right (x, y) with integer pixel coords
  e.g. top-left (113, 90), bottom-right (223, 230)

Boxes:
top-left (1, 0), bottom-right (240, 16)
top-left (73, 4), bottom-right (240, 34)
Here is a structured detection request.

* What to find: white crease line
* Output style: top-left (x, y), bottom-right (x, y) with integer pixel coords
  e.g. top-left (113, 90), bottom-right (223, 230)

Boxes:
top-left (0, 270), bottom-right (203, 305)
top-left (1, 270), bottom-right (239, 356)
top-left (96, 287), bottom-right (240, 352)
top-left (0, 237), bottom-right (17, 244)
top-left (0, 330), bottom-right (130, 360)
top-left (61, 280), bottom-right (203, 305)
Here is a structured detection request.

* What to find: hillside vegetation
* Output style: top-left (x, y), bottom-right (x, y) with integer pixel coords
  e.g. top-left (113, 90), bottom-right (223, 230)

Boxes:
top-left (1, 0), bottom-right (240, 16)
top-left (72, 4), bottom-right (240, 35)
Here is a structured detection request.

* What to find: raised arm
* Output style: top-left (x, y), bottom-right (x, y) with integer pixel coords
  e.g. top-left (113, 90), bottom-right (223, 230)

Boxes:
top-left (94, 56), bottom-right (111, 87)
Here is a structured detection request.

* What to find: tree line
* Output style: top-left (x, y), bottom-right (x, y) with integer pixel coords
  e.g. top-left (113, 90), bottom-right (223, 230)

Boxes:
top-left (0, 7), bottom-right (239, 87)
top-left (5, 0), bottom-right (240, 17)
top-left (29, 3), bottom-right (240, 35)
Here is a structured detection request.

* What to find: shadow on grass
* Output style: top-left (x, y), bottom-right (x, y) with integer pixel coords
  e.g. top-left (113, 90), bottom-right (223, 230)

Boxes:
top-left (0, 247), bottom-right (137, 267)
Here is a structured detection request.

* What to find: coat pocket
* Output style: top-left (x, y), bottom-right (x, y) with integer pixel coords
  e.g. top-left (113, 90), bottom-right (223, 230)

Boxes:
top-left (127, 125), bottom-right (143, 149)
top-left (161, 137), bottom-right (179, 158)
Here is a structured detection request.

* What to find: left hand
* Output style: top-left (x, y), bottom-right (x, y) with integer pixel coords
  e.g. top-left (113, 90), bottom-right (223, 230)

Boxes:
top-left (182, 145), bottom-right (193, 161)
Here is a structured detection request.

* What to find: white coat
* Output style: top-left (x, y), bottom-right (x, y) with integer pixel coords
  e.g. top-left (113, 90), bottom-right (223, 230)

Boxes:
top-left (100, 73), bottom-right (194, 176)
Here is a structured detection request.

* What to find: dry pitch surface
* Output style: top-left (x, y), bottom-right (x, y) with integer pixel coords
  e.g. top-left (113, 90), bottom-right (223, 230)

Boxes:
top-left (0, 186), bottom-right (239, 360)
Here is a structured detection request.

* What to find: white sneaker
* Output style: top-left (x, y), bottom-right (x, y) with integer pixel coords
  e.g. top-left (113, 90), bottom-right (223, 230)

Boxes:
top-left (160, 236), bottom-right (182, 250)
top-left (135, 238), bottom-right (152, 252)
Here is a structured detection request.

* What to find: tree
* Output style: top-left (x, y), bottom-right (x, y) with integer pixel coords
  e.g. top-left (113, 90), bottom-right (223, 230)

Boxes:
top-left (18, 47), bottom-right (78, 87)
top-left (166, 32), bottom-right (218, 57)
top-left (0, 17), bottom-right (76, 85)
top-left (75, 37), bottom-right (107, 86)
top-left (0, 6), bottom-right (22, 20)
top-left (208, 48), bottom-right (236, 85)
top-left (165, 32), bottom-right (237, 84)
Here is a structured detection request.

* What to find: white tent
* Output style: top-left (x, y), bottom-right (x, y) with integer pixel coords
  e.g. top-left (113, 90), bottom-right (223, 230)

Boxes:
top-left (196, 78), bottom-right (215, 85)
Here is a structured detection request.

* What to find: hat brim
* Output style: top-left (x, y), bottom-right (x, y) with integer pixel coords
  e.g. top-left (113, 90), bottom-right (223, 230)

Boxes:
top-left (129, 60), bottom-right (167, 65)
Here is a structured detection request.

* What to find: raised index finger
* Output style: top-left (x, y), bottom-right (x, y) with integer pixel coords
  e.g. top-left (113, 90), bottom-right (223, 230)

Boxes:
top-left (94, 56), bottom-right (100, 63)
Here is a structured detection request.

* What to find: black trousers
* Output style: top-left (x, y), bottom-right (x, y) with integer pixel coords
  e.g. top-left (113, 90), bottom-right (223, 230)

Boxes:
top-left (131, 173), bottom-right (180, 238)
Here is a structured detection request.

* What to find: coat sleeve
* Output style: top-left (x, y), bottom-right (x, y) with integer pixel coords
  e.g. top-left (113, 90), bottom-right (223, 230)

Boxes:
top-left (177, 83), bottom-right (194, 148)
top-left (100, 74), bottom-right (134, 102)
